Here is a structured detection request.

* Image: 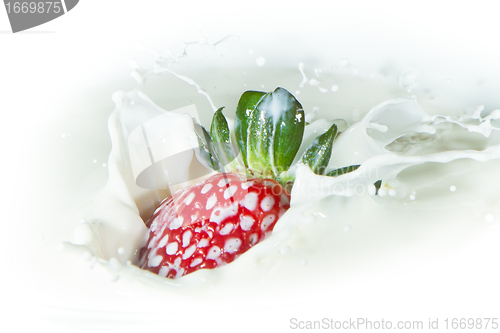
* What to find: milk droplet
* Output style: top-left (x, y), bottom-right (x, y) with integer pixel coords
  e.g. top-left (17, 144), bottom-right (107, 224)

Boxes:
top-left (316, 212), bottom-right (326, 219)
top-left (472, 105), bottom-right (485, 119)
top-left (102, 163), bottom-right (107, 167)
top-left (331, 85), bottom-right (339, 92)
top-left (92, 159), bottom-right (97, 164)
top-left (112, 90), bottom-right (126, 106)
top-left (450, 186), bottom-right (457, 192)
top-left (309, 78), bottom-right (320, 86)
top-left (343, 225), bottom-right (352, 232)
top-left (305, 107), bottom-right (319, 123)
top-left (117, 247), bottom-right (125, 255)
top-left (256, 56), bottom-right (266, 66)
top-left (339, 58), bottom-right (350, 67)
top-left (485, 214), bottom-right (494, 223)
top-left (109, 257), bottom-right (122, 272)
top-left (399, 67), bottom-right (421, 88)
top-left (280, 246), bottom-right (291, 255)
top-left (300, 259), bottom-right (308, 266)
top-left (409, 194), bottom-right (416, 200)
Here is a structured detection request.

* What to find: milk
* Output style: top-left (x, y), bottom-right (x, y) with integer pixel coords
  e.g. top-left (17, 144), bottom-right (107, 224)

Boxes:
top-left (55, 36), bottom-right (500, 286)
top-left (31, 37), bottom-right (500, 327)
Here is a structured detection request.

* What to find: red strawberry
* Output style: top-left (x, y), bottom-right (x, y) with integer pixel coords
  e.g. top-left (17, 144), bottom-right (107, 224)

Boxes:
top-left (138, 173), bottom-right (290, 279)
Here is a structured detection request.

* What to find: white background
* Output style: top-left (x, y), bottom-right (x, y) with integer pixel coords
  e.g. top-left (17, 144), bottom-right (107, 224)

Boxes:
top-left (1, 1), bottom-right (500, 331)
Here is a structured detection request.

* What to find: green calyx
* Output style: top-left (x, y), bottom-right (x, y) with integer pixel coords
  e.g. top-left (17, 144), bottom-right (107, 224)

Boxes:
top-left (210, 107), bottom-right (236, 169)
top-left (196, 87), bottom-right (359, 188)
top-left (302, 123), bottom-right (338, 175)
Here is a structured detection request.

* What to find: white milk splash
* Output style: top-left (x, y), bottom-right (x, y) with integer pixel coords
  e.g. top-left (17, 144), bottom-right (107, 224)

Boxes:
top-left (61, 37), bottom-right (500, 289)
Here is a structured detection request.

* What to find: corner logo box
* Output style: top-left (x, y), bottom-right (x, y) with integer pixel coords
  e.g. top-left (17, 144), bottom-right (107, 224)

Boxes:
top-left (4, 0), bottom-right (79, 33)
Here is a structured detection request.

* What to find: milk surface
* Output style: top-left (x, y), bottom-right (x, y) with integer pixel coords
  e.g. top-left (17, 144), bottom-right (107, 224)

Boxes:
top-left (30, 37), bottom-right (500, 330)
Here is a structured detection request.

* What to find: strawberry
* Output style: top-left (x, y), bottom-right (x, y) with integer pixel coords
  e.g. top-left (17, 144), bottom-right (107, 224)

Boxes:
top-left (138, 87), bottom-right (358, 278)
top-left (138, 173), bottom-right (290, 278)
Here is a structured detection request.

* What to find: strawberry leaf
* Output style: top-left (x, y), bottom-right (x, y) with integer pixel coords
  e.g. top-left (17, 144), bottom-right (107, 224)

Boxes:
top-left (326, 165), bottom-right (360, 177)
top-left (374, 180), bottom-right (382, 195)
top-left (210, 107), bottom-right (236, 170)
top-left (247, 87), bottom-right (305, 178)
top-left (272, 88), bottom-right (305, 173)
top-left (193, 122), bottom-right (220, 172)
top-left (302, 123), bottom-right (338, 175)
top-left (234, 90), bottom-right (266, 167)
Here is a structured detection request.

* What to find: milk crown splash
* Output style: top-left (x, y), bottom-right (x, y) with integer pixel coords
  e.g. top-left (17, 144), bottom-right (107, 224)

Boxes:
top-left (292, 97), bottom-right (500, 204)
top-left (65, 37), bottom-right (500, 286)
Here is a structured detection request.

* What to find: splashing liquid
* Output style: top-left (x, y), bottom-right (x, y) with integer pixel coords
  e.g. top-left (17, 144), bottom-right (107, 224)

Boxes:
top-left (61, 36), bottom-right (500, 292)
